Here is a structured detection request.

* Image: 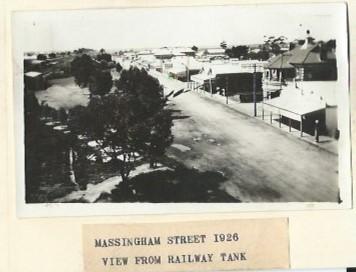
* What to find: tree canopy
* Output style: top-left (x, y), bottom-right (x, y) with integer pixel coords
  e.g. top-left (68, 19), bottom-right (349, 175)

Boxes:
top-left (88, 70), bottom-right (113, 96)
top-left (263, 35), bottom-right (288, 55)
top-left (48, 53), bottom-right (57, 59)
top-left (97, 53), bottom-right (112, 62)
top-left (69, 67), bottom-right (173, 185)
top-left (71, 54), bottom-right (95, 87)
top-left (71, 53), bottom-right (113, 96)
top-left (225, 46), bottom-right (249, 59)
top-left (37, 54), bottom-right (47, 60)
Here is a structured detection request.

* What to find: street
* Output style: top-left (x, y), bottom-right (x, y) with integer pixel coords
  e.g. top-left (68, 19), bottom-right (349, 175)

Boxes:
top-left (151, 71), bottom-right (339, 202)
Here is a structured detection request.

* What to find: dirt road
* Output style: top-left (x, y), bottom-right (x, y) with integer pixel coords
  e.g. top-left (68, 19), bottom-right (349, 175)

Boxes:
top-left (152, 71), bottom-right (339, 202)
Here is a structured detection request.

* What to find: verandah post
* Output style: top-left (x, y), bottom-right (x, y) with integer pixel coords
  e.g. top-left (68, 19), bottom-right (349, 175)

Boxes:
top-left (300, 115), bottom-right (303, 137)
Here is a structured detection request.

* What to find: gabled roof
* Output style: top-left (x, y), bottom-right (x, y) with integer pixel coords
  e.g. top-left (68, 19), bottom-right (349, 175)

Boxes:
top-left (267, 52), bottom-right (294, 69)
top-left (268, 42), bottom-right (324, 69)
top-left (288, 43), bottom-right (321, 65)
top-left (25, 71), bottom-right (43, 77)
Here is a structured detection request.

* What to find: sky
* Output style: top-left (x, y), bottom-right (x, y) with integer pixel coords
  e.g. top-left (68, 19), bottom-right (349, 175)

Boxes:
top-left (12, 2), bottom-right (348, 52)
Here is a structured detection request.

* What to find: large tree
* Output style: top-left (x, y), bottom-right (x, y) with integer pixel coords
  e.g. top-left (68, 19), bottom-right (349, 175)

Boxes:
top-left (48, 53), bottom-right (57, 59)
top-left (88, 70), bottom-right (113, 96)
top-left (71, 54), bottom-right (95, 87)
top-left (263, 35), bottom-right (288, 55)
top-left (37, 54), bottom-right (47, 60)
top-left (71, 54), bottom-right (113, 96)
top-left (69, 67), bottom-right (173, 186)
top-left (225, 46), bottom-right (249, 59)
top-left (97, 53), bottom-right (112, 62)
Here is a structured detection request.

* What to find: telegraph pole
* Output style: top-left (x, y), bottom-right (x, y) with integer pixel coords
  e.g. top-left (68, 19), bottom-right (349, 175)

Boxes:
top-left (253, 63), bottom-right (257, 117)
top-left (186, 56), bottom-right (190, 82)
top-left (280, 53), bottom-right (284, 90)
top-left (225, 76), bottom-right (229, 105)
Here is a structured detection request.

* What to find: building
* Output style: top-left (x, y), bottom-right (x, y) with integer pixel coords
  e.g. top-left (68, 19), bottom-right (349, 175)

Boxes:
top-left (24, 59), bottom-right (48, 73)
top-left (265, 34), bottom-right (338, 105)
top-left (167, 56), bottom-right (203, 82)
top-left (191, 62), bottom-right (264, 102)
top-left (179, 48), bottom-right (196, 57)
top-left (24, 71), bottom-right (47, 91)
top-left (136, 50), bottom-right (153, 57)
top-left (289, 39), bottom-right (337, 81)
top-left (197, 48), bottom-right (227, 60)
top-left (263, 81), bottom-right (338, 138)
top-left (266, 52), bottom-right (296, 82)
top-left (266, 35), bottom-right (337, 82)
top-left (153, 48), bottom-right (174, 60)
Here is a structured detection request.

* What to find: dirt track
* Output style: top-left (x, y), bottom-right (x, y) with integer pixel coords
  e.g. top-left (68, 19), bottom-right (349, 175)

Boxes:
top-left (153, 71), bottom-right (339, 202)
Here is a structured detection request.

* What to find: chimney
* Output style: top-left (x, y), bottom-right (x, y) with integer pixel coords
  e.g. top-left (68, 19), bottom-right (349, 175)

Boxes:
top-left (301, 30), bottom-right (312, 49)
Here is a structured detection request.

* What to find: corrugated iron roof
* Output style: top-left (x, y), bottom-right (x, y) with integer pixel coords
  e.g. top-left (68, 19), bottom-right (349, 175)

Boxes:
top-left (264, 86), bottom-right (326, 118)
top-left (267, 43), bottom-right (324, 69)
top-left (268, 53), bottom-right (294, 69)
top-left (288, 43), bottom-right (321, 65)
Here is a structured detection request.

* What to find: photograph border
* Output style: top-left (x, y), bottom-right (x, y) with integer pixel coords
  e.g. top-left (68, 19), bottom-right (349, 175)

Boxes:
top-left (12, 2), bottom-right (353, 218)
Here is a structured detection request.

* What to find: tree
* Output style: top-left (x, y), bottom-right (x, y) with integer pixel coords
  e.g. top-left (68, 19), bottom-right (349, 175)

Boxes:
top-left (88, 70), bottom-right (113, 96)
top-left (116, 62), bottom-right (123, 73)
top-left (71, 54), bottom-right (95, 87)
top-left (48, 53), bottom-right (57, 59)
top-left (247, 50), bottom-right (270, 61)
top-left (263, 35), bottom-right (288, 55)
top-left (225, 46), bottom-right (249, 59)
top-left (220, 41), bottom-right (227, 49)
top-left (320, 39), bottom-right (336, 60)
top-left (191, 45), bottom-right (198, 52)
top-left (37, 54), bottom-right (47, 60)
top-left (72, 53), bottom-right (114, 96)
top-left (97, 48), bottom-right (112, 62)
top-left (69, 67), bottom-right (173, 187)
top-left (97, 53), bottom-right (112, 62)
top-left (147, 110), bottom-right (173, 168)
top-left (24, 90), bottom-right (43, 201)
top-left (99, 60), bottom-right (109, 69)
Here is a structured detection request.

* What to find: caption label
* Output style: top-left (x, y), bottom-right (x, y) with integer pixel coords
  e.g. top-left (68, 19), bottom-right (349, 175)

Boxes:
top-left (82, 218), bottom-right (290, 272)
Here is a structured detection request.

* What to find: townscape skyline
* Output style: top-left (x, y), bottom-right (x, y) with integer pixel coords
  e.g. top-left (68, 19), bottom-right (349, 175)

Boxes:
top-left (14, 3), bottom-right (346, 52)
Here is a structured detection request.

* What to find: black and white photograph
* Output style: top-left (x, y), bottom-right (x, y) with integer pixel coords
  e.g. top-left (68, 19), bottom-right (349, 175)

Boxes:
top-left (13, 2), bottom-right (351, 214)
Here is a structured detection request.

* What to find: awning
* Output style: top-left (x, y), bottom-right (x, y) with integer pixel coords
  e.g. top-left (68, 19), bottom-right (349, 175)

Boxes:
top-left (263, 94), bottom-right (326, 121)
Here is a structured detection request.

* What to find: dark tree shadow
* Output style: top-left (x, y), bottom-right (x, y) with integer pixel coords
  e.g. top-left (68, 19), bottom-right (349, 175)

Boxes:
top-left (107, 164), bottom-right (239, 203)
